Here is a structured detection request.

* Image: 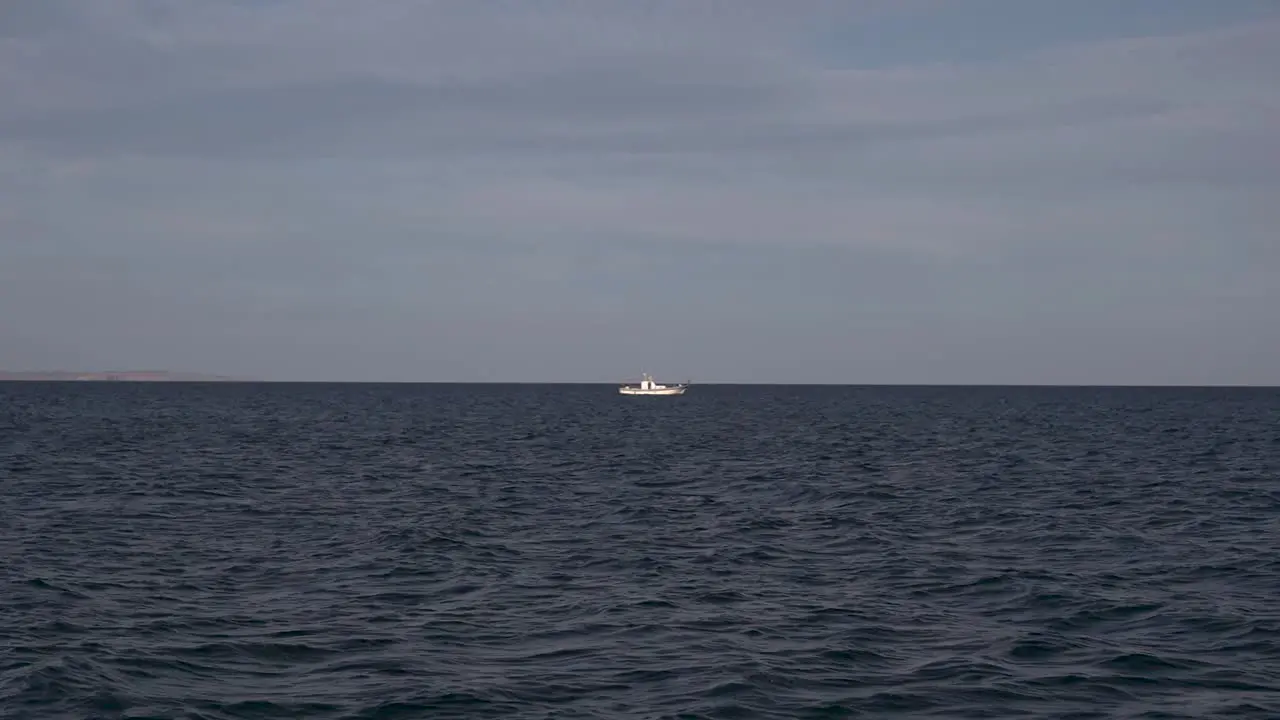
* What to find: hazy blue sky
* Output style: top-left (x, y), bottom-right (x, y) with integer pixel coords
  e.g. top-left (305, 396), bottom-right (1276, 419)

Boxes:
top-left (2, 0), bottom-right (1277, 383)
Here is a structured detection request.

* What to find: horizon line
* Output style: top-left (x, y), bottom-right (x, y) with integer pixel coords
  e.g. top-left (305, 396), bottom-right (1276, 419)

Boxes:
top-left (1, 378), bottom-right (1277, 389)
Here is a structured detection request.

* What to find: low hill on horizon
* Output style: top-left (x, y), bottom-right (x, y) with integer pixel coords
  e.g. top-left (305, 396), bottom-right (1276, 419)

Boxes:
top-left (0, 370), bottom-right (241, 382)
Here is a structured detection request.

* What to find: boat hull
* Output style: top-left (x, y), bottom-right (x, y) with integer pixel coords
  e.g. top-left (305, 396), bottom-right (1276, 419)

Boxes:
top-left (618, 386), bottom-right (686, 396)
top-left (619, 372), bottom-right (688, 395)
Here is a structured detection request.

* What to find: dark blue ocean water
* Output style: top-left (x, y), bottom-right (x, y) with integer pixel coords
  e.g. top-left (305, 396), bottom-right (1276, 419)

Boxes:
top-left (2, 382), bottom-right (1278, 719)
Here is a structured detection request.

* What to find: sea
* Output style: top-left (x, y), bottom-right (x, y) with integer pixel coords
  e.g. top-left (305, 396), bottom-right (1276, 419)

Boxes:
top-left (1, 382), bottom-right (1278, 719)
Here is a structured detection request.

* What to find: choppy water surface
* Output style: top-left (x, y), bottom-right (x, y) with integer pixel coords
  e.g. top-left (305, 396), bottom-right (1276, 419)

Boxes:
top-left (2, 382), bottom-right (1278, 719)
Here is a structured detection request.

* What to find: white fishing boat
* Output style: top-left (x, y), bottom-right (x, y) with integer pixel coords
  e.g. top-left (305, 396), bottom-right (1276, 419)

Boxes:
top-left (619, 373), bottom-right (688, 396)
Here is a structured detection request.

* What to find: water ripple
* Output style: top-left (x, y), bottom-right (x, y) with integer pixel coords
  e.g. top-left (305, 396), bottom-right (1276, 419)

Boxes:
top-left (1, 382), bottom-right (1279, 718)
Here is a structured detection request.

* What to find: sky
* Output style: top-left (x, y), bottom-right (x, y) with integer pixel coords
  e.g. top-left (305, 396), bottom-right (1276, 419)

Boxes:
top-left (2, 0), bottom-right (1278, 384)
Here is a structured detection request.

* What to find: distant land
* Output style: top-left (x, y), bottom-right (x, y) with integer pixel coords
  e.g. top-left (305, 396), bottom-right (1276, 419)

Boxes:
top-left (0, 370), bottom-right (240, 382)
